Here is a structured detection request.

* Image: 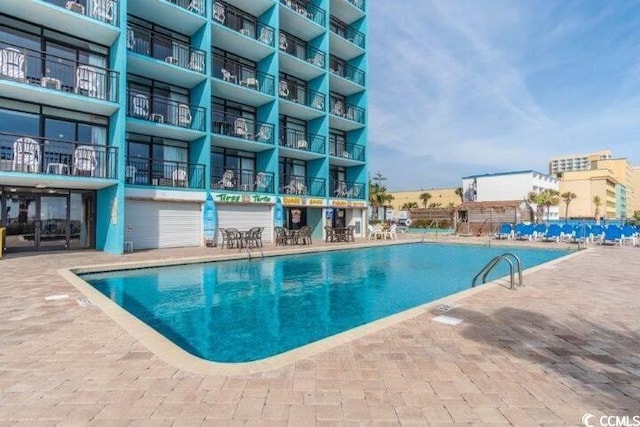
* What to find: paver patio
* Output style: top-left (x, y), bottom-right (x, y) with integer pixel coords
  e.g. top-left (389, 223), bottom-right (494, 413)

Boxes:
top-left (1, 237), bottom-right (639, 425)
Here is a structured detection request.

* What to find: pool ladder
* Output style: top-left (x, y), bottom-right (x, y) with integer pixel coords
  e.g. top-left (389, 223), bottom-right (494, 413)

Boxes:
top-left (472, 253), bottom-right (523, 290)
top-left (244, 247), bottom-right (264, 260)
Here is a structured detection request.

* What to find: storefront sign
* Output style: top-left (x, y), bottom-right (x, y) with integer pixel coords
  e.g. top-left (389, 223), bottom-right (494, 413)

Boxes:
top-left (214, 193), bottom-right (273, 204)
top-left (307, 198), bottom-right (326, 206)
top-left (282, 197), bottom-right (303, 205)
top-left (330, 200), bottom-right (351, 207)
top-left (351, 202), bottom-right (367, 208)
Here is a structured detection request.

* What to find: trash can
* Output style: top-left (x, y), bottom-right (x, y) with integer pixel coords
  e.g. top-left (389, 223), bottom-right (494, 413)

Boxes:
top-left (0, 227), bottom-right (5, 258)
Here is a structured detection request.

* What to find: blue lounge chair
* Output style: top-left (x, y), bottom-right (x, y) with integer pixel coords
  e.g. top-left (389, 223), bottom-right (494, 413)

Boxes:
top-left (541, 224), bottom-right (562, 242)
top-left (514, 223), bottom-right (535, 240)
top-left (621, 225), bottom-right (637, 246)
top-left (560, 224), bottom-right (574, 242)
top-left (601, 225), bottom-right (622, 245)
top-left (572, 224), bottom-right (590, 244)
top-left (494, 223), bottom-right (513, 240)
top-left (590, 225), bottom-right (604, 243)
top-left (533, 224), bottom-right (547, 240)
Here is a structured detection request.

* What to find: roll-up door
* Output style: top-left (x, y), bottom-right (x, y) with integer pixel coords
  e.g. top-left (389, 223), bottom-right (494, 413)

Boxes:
top-left (125, 200), bottom-right (202, 249)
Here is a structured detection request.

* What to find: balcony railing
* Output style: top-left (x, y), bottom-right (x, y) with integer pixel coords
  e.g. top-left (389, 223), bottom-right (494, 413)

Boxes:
top-left (281, 175), bottom-right (325, 197)
top-left (212, 167), bottom-right (275, 193)
top-left (213, 58), bottom-right (275, 96)
top-left (212, 111), bottom-right (275, 144)
top-left (279, 35), bottom-right (326, 68)
top-left (279, 127), bottom-right (325, 154)
top-left (127, 91), bottom-right (206, 131)
top-left (167, 0), bottom-right (206, 17)
top-left (329, 97), bottom-right (365, 124)
top-left (329, 56), bottom-right (365, 86)
top-left (345, 0), bottom-right (365, 12)
top-left (279, 80), bottom-right (325, 111)
top-left (213, 1), bottom-right (275, 47)
top-left (330, 16), bottom-right (365, 49)
top-left (330, 180), bottom-right (365, 199)
top-left (127, 24), bottom-right (206, 74)
top-left (329, 141), bottom-right (364, 161)
top-left (44, 0), bottom-right (120, 26)
top-left (280, 0), bottom-right (326, 26)
top-left (0, 132), bottom-right (118, 179)
top-left (0, 42), bottom-right (119, 103)
top-left (126, 156), bottom-right (206, 189)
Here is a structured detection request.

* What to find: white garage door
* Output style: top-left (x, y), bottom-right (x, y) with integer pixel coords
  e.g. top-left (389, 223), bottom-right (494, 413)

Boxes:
top-left (125, 200), bottom-right (202, 249)
top-left (217, 204), bottom-right (272, 244)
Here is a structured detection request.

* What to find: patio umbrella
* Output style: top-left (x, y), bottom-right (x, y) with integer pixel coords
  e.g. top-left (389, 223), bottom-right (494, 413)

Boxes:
top-left (204, 193), bottom-right (217, 246)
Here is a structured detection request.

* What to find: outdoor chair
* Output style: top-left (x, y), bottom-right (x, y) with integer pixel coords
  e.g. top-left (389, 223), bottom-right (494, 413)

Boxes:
top-left (177, 103), bottom-right (192, 127)
top-left (75, 65), bottom-right (100, 98)
top-left (254, 172), bottom-right (268, 192)
top-left (131, 93), bottom-right (149, 118)
top-left (259, 27), bottom-right (273, 45)
top-left (621, 225), bottom-right (637, 246)
top-left (73, 145), bottom-right (98, 176)
top-left (217, 169), bottom-right (235, 188)
top-left (298, 226), bottom-right (312, 245)
top-left (221, 68), bottom-right (236, 83)
top-left (188, 51), bottom-right (205, 73)
top-left (91, 0), bottom-right (114, 23)
top-left (172, 168), bottom-right (188, 187)
top-left (255, 124), bottom-right (272, 142)
top-left (279, 33), bottom-right (288, 50)
top-left (494, 223), bottom-right (513, 239)
top-left (279, 80), bottom-right (290, 98)
top-left (541, 224), bottom-right (562, 242)
top-left (335, 182), bottom-right (348, 197)
top-left (12, 137), bottom-right (40, 172)
top-left (234, 117), bottom-right (250, 138)
top-left (213, 2), bottom-right (225, 23)
top-left (332, 100), bottom-right (344, 116)
top-left (324, 225), bottom-right (337, 242)
top-left (187, 0), bottom-right (205, 15)
top-left (274, 226), bottom-right (289, 246)
top-left (0, 47), bottom-right (26, 80)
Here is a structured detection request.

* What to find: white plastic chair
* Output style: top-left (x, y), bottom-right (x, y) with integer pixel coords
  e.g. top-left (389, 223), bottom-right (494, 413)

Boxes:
top-left (335, 181), bottom-right (348, 197)
top-left (307, 52), bottom-right (324, 67)
top-left (332, 100), bottom-right (344, 116)
top-left (0, 47), bottom-right (26, 80)
top-left (254, 172), bottom-right (268, 192)
top-left (311, 95), bottom-right (324, 110)
top-left (126, 26), bottom-right (135, 50)
top-left (221, 68), bottom-right (237, 83)
top-left (241, 76), bottom-right (259, 90)
top-left (255, 124), bottom-right (272, 142)
top-left (218, 169), bottom-right (234, 188)
top-left (73, 145), bottom-right (98, 176)
top-left (213, 2), bottom-right (225, 23)
top-left (177, 103), bottom-right (192, 127)
top-left (279, 33), bottom-right (288, 50)
top-left (188, 51), bottom-right (205, 73)
top-left (125, 165), bottom-right (137, 183)
top-left (234, 118), bottom-right (249, 138)
top-left (131, 94), bottom-right (149, 118)
top-left (259, 28), bottom-right (273, 45)
top-left (91, 0), bottom-right (114, 23)
top-left (279, 80), bottom-right (290, 97)
top-left (187, 0), bottom-right (204, 15)
top-left (75, 65), bottom-right (100, 98)
top-left (12, 137), bottom-right (40, 172)
top-left (172, 168), bottom-right (188, 187)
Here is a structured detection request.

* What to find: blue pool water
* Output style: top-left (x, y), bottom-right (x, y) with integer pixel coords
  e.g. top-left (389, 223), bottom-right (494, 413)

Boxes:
top-left (82, 243), bottom-right (569, 363)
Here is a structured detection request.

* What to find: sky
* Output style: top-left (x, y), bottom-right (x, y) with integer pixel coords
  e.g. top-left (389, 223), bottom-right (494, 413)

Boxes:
top-left (366, 0), bottom-right (640, 191)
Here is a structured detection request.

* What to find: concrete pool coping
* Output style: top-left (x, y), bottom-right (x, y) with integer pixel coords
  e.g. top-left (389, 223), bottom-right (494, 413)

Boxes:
top-left (59, 240), bottom-right (589, 376)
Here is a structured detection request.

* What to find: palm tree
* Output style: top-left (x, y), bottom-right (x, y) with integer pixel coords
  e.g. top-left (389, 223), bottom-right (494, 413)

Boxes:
top-left (419, 192), bottom-right (432, 208)
top-left (542, 189), bottom-right (560, 222)
top-left (527, 191), bottom-right (546, 223)
top-left (401, 202), bottom-right (418, 210)
top-left (561, 191), bottom-right (577, 223)
top-left (593, 196), bottom-right (602, 223)
top-left (369, 182), bottom-right (394, 220)
top-left (455, 187), bottom-right (464, 203)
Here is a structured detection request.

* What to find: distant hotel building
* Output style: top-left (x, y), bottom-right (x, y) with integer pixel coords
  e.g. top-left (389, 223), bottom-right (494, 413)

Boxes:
top-left (0, 0), bottom-right (368, 253)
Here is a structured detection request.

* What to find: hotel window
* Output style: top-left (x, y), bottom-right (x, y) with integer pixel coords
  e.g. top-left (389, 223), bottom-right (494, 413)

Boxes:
top-left (213, 48), bottom-right (256, 83)
top-left (329, 129), bottom-right (346, 156)
top-left (279, 115), bottom-right (306, 147)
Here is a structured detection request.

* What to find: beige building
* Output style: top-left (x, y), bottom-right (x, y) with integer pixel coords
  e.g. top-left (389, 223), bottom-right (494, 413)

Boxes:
top-left (559, 170), bottom-right (618, 219)
top-left (551, 150), bottom-right (634, 219)
top-left (389, 188), bottom-right (461, 210)
top-left (633, 167), bottom-right (640, 216)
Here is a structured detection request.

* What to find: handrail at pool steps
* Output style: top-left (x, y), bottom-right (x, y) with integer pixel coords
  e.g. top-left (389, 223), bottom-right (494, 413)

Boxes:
top-left (420, 219), bottom-right (444, 242)
top-left (472, 253), bottom-right (523, 290)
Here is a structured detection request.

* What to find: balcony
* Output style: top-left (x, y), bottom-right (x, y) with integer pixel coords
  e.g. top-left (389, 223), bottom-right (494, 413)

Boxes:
top-left (329, 97), bottom-right (365, 130)
top-left (279, 35), bottom-right (326, 80)
top-left (279, 127), bottom-right (325, 160)
top-left (281, 175), bottom-right (325, 197)
top-left (127, 24), bottom-right (207, 88)
top-left (279, 81), bottom-right (325, 120)
top-left (213, 60), bottom-right (275, 106)
top-left (330, 179), bottom-right (365, 199)
top-left (330, 0), bottom-right (365, 25)
top-left (126, 156), bottom-right (206, 189)
top-left (329, 56), bottom-right (365, 95)
top-left (128, 0), bottom-right (206, 35)
top-left (212, 167), bottom-right (275, 193)
top-left (126, 91), bottom-right (206, 140)
top-left (212, 1), bottom-right (275, 62)
top-left (330, 16), bottom-right (365, 60)
top-left (0, 132), bottom-right (118, 189)
top-left (329, 141), bottom-right (364, 165)
top-left (2, 0), bottom-right (119, 45)
top-left (279, 0), bottom-right (326, 40)
top-left (212, 111), bottom-right (275, 151)
top-left (0, 43), bottom-right (119, 116)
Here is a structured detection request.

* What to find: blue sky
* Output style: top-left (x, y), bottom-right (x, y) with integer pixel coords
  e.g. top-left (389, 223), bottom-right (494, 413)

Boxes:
top-left (367, 0), bottom-right (640, 191)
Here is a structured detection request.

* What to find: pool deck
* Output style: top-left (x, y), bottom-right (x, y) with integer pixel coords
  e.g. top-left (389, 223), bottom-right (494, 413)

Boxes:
top-left (1, 235), bottom-right (639, 425)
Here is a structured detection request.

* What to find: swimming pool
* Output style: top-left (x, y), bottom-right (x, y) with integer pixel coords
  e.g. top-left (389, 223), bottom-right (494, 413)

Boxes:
top-left (81, 243), bottom-right (569, 363)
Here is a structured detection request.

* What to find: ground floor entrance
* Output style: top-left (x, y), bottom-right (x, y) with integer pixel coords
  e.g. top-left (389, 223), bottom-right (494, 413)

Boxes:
top-left (0, 187), bottom-right (95, 252)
